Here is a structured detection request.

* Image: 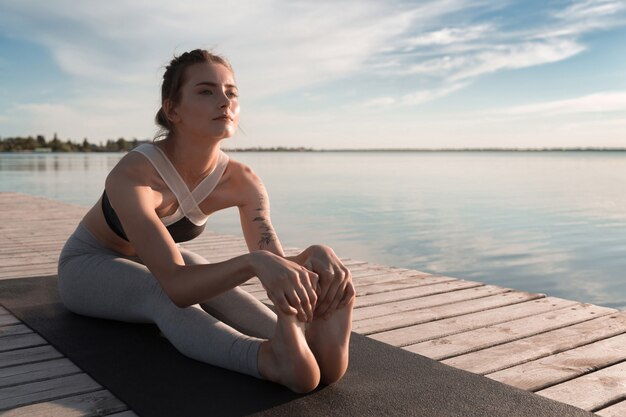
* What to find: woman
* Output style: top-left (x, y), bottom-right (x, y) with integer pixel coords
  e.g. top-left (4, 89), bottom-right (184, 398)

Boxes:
top-left (57, 49), bottom-right (355, 393)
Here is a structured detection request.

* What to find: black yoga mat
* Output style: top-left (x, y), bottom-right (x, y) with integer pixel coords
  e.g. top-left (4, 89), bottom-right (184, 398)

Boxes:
top-left (0, 276), bottom-right (592, 417)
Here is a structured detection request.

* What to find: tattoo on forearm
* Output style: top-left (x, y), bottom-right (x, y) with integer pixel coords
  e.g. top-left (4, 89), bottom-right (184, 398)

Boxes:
top-left (253, 194), bottom-right (276, 249)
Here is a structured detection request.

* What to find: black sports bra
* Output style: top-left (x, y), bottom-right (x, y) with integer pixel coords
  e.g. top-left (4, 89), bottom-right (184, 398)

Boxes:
top-left (101, 190), bottom-right (205, 243)
top-left (101, 143), bottom-right (229, 244)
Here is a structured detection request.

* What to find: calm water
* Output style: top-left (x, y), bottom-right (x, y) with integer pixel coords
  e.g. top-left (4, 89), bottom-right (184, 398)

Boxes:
top-left (2, 151), bottom-right (626, 310)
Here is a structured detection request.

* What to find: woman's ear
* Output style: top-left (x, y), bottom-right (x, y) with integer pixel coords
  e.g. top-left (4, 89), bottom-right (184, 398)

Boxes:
top-left (163, 99), bottom-right (181, 124)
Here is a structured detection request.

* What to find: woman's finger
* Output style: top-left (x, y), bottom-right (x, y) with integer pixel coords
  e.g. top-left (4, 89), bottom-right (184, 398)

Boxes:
top-left (294, 271), bottom-right (314, 321)
top-left (316, 266), bottom-right (333, 302)
top-left (303, 272), bottom-right (318, 317)
top-left (325, 281), bottom-right (348, 319)
top-left (274, 291), bottom-right (298, 316)
top-left (340, 280), bottom-right (356, 306)
top-left (286, 287), bottom-right (308, 322)
top-left (315, 266), bottom-right (345, 316)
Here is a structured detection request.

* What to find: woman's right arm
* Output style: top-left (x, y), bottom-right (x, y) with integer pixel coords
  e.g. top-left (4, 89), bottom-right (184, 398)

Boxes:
top-left (105, 155), bottom-right (317, 319)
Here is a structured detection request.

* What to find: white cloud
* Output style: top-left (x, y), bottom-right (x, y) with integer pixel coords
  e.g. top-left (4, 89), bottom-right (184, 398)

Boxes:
top-left (0, 0), bottom-right (429, 97)
top-left (500, 91), bottom-right (626, 116)
top-left (449, 39), bottom-right (586, 81)
top-left (554, 0), bottom-right (625, 20)
top-left (395, 38), bottom-right (585, 83)
top-left (359, 97), bottom-right (397, 108)
top-left (405, 24), bottom-right (494, 47)
top-left (400, 83), bottom-right (468, 106)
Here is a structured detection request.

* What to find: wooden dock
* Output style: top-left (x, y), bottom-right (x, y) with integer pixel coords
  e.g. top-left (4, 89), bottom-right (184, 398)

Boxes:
top-left (1, 192), bottom-right (626, 416)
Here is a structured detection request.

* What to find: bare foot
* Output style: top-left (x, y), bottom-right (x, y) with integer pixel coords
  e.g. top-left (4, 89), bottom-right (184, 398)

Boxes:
top-left (258, 311), bottom-right (320, 393)
top-left (306, 297), bottom-right (354, 385)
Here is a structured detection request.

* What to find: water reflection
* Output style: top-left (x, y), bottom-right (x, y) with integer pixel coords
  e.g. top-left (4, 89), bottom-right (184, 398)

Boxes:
top-left (2, 151), bottom-right (626, 309)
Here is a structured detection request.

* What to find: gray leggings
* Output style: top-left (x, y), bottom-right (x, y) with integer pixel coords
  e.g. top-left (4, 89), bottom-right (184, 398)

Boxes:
top-left (57, 223), bottom-right (277, 379)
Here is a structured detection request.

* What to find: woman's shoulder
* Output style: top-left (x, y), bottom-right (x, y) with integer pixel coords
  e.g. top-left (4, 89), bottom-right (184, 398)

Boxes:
top-left (225, 157), bottom-right (262, 187)
top-left (107, 148), bottom-right (158, 187)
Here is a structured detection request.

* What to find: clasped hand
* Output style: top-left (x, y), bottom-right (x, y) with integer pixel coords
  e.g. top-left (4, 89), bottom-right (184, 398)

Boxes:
top-left (250, 250), bottom-right (319, 322)
top-left (250, 245), bottom-right (355, 322)
top-left (299, 244), bottom-right (355, 320)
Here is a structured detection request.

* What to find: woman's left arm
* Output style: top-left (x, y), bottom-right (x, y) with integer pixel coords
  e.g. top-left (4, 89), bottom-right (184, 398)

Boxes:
top-left (237, 163), bottom-right (354, 319)
top-left (236, 165), bottom-right (285, 256)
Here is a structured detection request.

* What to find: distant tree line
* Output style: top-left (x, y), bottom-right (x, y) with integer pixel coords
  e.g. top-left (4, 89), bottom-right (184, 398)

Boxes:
top-left (0, 134), bottom-right (315, 152)
top-left (0, 134), bottom-right (145, 152)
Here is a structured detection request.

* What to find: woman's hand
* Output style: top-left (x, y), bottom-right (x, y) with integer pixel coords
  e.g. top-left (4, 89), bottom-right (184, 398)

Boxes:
top-left (299, 244), bottom-right (355, 319)
top-left (249, 250), bottom-right (319, 322)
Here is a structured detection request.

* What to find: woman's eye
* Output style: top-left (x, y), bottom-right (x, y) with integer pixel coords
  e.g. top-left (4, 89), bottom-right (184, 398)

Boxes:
top-left (200, 90), bottom-right (213, 95)
top-left (227, 91), bottom-right (238, 98)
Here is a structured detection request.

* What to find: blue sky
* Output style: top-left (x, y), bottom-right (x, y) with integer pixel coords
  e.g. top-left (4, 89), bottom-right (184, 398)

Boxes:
top-left (1, 0), bottom-right (625, 149)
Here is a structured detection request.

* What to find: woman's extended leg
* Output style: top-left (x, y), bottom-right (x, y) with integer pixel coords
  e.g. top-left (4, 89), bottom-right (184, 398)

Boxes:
top-left (257, 310), bottom-right (320, 393)
top-left (305, 297), bottom-right (354, 385)
top-left (181, 247), bottom-right (320, 393)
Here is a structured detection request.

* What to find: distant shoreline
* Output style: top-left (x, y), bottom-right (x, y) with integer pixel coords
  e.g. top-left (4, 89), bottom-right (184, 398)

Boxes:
top-left (224, 147), bottom-right (626, 152)
top-left (3, 147), bottom-right (626, 153)
top-left (2, 135), bottom-right (625, 153)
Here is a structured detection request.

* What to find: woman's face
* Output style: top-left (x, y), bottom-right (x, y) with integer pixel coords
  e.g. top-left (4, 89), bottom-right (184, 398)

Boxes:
top-left (171, 62), bottom-right (240, 141)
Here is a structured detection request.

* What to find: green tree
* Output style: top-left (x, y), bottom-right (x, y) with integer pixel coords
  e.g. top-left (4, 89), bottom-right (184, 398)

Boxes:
top-left (36, 135), bottom-right (46, 148)
top-left (50, 133), bottom-right (62, 151)
top-left (116, 138), bottom-right (128, 151)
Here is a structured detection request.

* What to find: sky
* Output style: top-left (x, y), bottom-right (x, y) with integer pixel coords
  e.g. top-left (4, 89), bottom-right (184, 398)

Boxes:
top-left (1, 0), bottom-right (625, 150)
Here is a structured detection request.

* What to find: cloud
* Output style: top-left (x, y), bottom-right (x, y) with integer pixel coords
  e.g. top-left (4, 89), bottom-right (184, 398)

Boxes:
top-left (400, 83), bottom-right (468, 106)
top-left (554, 0), bottom-right (625, 20)
top-left (404, 24), bottom-right (494, 48)
top-left (500, 91), bottom-right (626, 116)
top-left (449, 38), bottom-right (586, 81)
top-left (359, 97), bottom-right (397, 108)
top-left (0, 0), bottom-right (427, 97)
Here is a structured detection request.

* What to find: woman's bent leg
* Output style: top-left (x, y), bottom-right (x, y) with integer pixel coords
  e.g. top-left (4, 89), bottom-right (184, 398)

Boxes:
top-left (57, 225), bottom-right (263, 378)
top-left (180, 248), bottom-right (277, 339)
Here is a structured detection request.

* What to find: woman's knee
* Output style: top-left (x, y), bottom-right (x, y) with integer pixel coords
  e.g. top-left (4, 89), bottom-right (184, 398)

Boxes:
top-left (179, 248), bottom-right (209, 266)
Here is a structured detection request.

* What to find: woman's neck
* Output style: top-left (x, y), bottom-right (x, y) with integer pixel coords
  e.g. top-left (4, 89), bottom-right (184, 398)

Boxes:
top-left (156, 136), bottom-right (223, 189)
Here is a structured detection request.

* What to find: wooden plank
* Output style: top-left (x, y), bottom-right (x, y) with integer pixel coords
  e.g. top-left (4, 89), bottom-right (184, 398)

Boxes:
top-left (355, 280), bottom-right (484, 308)
top-left (596, 400), bottom-right (626, 417)
top-left (353, 285), bottom-right (509, 322)
top-left (0, 373), bottom-right (102, 411)
top-left (0, 358), bottom-right (82, 387)
top-left (370, 296), bottom-right (574, 346)
top-left (353, 290), bottom-right (544, 335)
top-left (0, 316), bottom-right (21, 327)
top-left (409, 303), bottom-right (615, 360)
top-left (0, 334), bottom-right (48, 352)
top-left (488, 333), bottom-right (626, 394)
top-left (0, 256), bottom-right (58, 268)
top-left (0, 346), bottom-right (64, 368)
top-left (534, 360), bottom-right (626, 411)
top-left (0, 325), bottom-right (34, 339)
top-left (244, 273), bottom-right (461, 301)
top-left (0, 389), bottom-right (128, 417)
top-left (351, 275), bottom-right (455, 296)
top-left (248, 276), bottom-right (470, 307)
top-left (442, 313), bottom-right (626, 374)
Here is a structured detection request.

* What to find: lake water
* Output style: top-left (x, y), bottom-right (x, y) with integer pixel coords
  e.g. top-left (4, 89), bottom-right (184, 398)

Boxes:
top-left (2, 151), bottom-right (626, 310)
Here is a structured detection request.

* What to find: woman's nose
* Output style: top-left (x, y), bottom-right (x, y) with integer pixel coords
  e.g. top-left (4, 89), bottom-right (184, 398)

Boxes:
top-left (219, 93), bottom-right (231, 108)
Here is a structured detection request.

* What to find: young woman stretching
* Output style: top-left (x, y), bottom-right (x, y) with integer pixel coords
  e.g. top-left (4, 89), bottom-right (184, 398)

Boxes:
top-left (57, 49), bottom-right (355, 393)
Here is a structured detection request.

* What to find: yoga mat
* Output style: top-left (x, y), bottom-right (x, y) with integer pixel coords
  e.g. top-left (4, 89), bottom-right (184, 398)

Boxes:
top-left (0, 276), bottom-right (593, 417)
